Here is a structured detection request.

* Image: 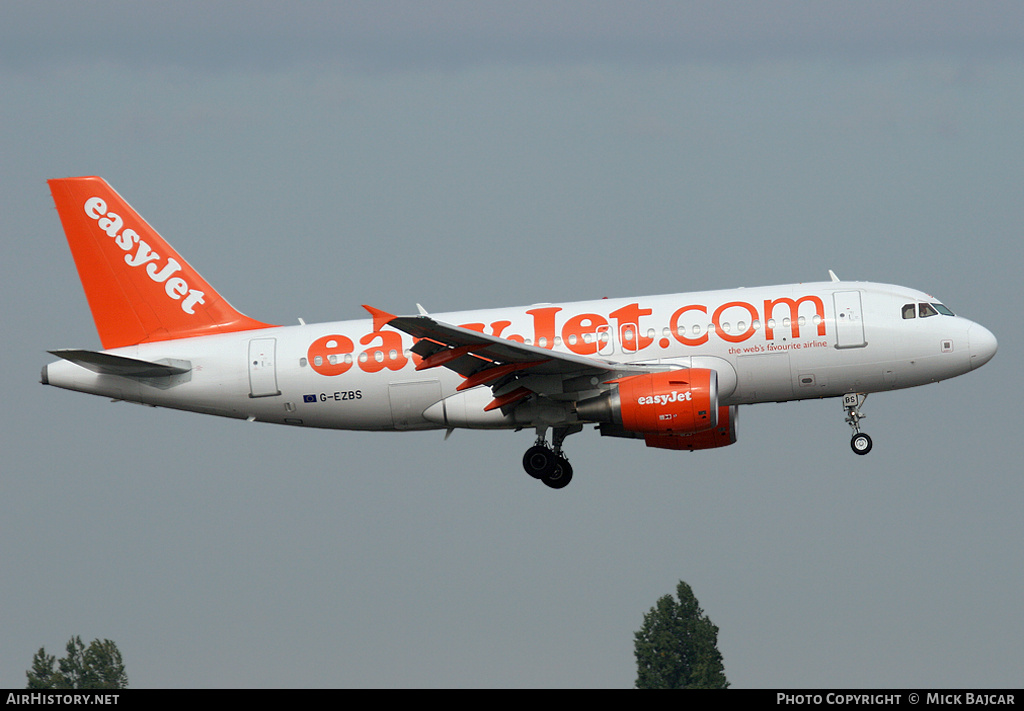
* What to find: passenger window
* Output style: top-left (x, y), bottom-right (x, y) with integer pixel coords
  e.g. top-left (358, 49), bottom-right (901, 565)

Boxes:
top-left (902, 304), bottom-right (916, 319)
top-left (919, 303), bottom-right (938, 318)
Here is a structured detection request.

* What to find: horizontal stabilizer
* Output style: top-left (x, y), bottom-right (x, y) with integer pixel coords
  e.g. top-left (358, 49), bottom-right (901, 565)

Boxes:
top-left (48, 349), bottom-right (191, 378)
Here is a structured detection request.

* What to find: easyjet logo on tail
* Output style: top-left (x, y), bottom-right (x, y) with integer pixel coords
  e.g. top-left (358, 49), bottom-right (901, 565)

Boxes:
top-left (83, 197), bottom-right (206, 315)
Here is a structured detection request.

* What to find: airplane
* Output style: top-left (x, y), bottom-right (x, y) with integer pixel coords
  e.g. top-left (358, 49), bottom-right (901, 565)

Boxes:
top-left (42, 176), bottom-right (998, 489)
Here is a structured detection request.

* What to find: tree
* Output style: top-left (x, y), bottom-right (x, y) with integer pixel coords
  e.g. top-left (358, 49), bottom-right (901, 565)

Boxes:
top-left (26, 649), bottom-right (57, 689)
top-left (25, 637), bottom-right (128, 689)
top-left (634, 581), bottom-right (729, 689)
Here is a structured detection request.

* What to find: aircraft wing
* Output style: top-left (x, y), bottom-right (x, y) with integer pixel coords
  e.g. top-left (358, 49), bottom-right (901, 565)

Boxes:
top-left (390, 314), bottom-right (617, 374)
top-left (368, 306), bottom-right (655, 413)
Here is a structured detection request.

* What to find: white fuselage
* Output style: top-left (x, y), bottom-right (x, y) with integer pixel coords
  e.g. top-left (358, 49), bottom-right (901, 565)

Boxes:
top-left (43, 280), bottom-right (997, 433)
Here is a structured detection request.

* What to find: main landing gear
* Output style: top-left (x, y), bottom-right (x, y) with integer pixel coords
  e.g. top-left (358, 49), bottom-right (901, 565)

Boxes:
top-left (522, 425), bottom-right (581, 489)
top-left (843, 393), bottom-right (873, 455)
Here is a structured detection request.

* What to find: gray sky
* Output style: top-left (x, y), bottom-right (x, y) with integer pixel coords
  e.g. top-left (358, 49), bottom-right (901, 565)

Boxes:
top-left (2, 1), bottom-right (1021, 688)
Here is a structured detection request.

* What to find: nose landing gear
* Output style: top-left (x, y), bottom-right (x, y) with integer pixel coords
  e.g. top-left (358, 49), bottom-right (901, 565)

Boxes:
top-left (843, 393), bottom-right (873, 455)
top-left (522, 425), bottom-right (580, 489)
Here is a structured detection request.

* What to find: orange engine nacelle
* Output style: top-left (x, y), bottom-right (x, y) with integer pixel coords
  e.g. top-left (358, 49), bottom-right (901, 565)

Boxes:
top-left (576, 369), bottom-right (719, 436)
top-left (644, 405), bottom-right (738, 450)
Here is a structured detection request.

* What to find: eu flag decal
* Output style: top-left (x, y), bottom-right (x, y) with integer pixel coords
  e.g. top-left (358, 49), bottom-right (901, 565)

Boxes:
top-left (303, 394), bottom-right (317, 403)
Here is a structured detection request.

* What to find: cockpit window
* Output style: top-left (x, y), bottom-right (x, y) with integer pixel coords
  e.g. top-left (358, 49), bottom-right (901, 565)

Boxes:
top-left (903, 302), bottom-right (955, 319)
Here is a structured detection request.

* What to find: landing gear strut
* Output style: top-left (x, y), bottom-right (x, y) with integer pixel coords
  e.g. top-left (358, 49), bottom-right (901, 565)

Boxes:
top-left (843, 393), bottom-right (873, 455)
top-left (522, 425), bottom-right (580, 489)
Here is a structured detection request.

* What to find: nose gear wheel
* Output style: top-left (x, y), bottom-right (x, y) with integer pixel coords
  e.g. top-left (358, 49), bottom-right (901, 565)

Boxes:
top-left (843, 393), bottom-right (872, 456)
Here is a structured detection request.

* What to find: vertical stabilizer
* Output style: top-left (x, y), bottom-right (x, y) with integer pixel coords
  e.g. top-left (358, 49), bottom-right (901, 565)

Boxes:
top-left (49, 176), bottom-right (274, 349)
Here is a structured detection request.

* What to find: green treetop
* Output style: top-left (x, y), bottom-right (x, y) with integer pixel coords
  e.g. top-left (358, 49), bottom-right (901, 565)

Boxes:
top-left (634, 581), bottom-right (729, 689)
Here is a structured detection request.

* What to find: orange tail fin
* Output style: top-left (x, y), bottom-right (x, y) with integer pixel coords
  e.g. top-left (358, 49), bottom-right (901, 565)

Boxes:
top-left (49, 176), bottom-right (275, 349)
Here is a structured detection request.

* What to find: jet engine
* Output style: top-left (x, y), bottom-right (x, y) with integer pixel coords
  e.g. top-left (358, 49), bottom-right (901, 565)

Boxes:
top-left (576, 369), bottom-right (719, 436)
top-left (643, 405), bottom-right (738, 450)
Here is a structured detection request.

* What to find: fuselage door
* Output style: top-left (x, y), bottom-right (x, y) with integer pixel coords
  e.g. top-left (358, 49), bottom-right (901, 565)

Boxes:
top-left (619, 323), bottom-right (640, 353)
top-left (833, 291), bottom-right (867, 349)
top-left (248, 337), bottom-right (280, 397)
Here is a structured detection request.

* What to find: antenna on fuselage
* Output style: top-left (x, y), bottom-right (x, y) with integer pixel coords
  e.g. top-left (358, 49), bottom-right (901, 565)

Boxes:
top-left (829, 270), bottom-right (841, 282)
